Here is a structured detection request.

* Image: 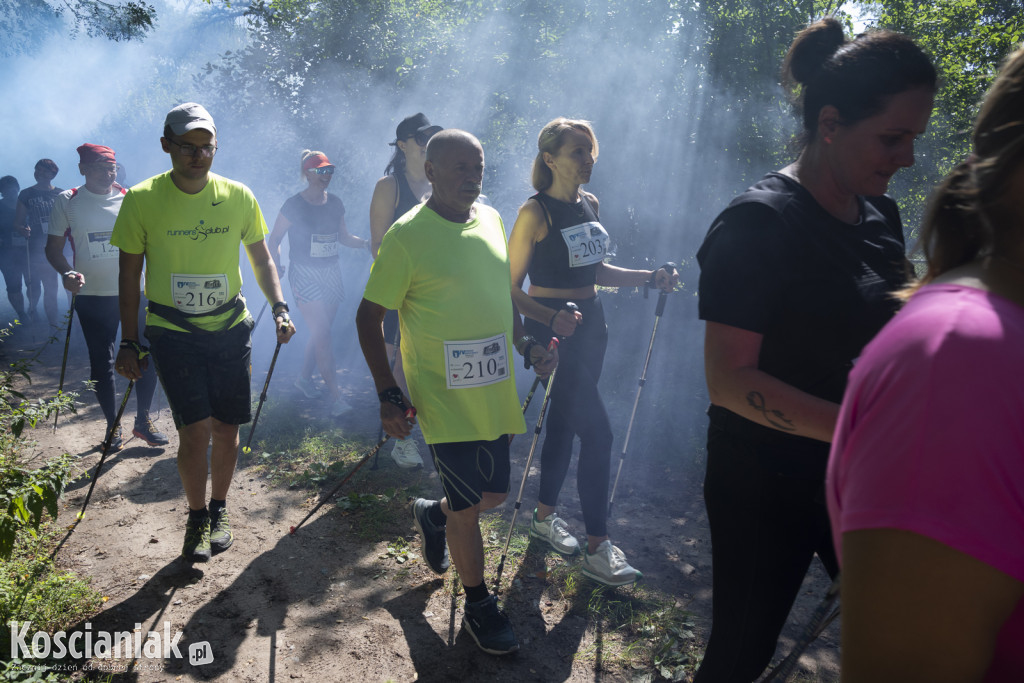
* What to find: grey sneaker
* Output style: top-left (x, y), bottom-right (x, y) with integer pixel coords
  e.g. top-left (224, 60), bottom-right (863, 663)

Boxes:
top-left (529, 509), bottom-right (579, 555)
top-left (133, 418), bottom-right (169, 446)
top-left (581, 540), bottom-right (642, 587)
top-left (462, 595), bottom-right (519, 655)
top-left (182, 515), bottom-right (211, 562)
top-left (411, 498), bottom-right (449, 574)
top-left (209, 507), bottom-right (233, 553)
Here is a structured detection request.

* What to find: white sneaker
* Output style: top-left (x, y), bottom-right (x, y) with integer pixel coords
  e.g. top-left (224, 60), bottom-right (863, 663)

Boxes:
top-left (581, 540), bottom-right (642, 587)
top-left (390, 436), bottom-right (423, 468)
top-left (329, 398), bottom-right (353, 417)
top-left (294, 377), bottom-right (321, 398)
top-left (529, 509), bottom-right (579, 555)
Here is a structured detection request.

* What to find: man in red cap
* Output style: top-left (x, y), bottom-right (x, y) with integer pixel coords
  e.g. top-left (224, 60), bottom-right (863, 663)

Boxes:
top-left (46, 144), bottom-right (169, 451)
top-left (14, 158), bottom-right (63, 326)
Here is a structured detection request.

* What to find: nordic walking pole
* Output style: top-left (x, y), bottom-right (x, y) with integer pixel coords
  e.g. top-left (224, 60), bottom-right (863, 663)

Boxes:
top-left (762, 578), bottom-right (840, 682)
top-left (372, 324), bottom-right (402, 470)
top-left (242, 341), bottom-right (281, 455)
top-left (77, 380), bottom-right (135, 520)
top-left (53, 293), bottom-right (77, 432)
top-left (494, 337), bottom-right (560, 594)
top-left (608, 288), bottom-right (669, 517)
top-left (508, 375), bottom-right (542, 446)
top-left (289, 407), bottom-right (416, 535)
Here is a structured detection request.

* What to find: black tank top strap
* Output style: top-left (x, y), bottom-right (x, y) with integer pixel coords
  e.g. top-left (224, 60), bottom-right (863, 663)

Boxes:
top-left (393, 172), bottom-right (419, 222)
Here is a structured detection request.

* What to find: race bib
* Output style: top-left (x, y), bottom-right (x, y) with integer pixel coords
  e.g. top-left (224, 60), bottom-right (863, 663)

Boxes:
top-left (310, 234), bottom-right (339, 258)
top-left (444, 334), bottom-right (510, 390)
top-left (87, 231), bottom-right (118, 260)
top-left (560, 221), bottom-right (610, 268)
top-left (171, 274), bottom-right (229, 314)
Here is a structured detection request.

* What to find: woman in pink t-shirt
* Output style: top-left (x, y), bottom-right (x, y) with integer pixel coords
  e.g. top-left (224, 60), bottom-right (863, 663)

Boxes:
top-left (828, 45), bottom-right (1024, 683)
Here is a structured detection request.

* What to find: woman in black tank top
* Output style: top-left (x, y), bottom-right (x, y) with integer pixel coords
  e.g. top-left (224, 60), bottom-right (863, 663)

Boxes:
top-left (269, 150), bottom-right (368, 418)
top-left (507, 117), bottom-right (676, 587)
top-left (368, 113), bottom-right (441, 469)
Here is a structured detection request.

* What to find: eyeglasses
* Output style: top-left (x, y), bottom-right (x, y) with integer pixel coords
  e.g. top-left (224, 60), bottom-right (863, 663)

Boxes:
top-left (167, 139), bottom-right (218, 158)
top-left (310, 166), bottom-right (335, 175)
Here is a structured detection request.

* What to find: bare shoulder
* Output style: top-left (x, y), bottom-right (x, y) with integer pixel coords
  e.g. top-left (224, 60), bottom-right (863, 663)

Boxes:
top-left (582, 190), bottom-right (599, 211)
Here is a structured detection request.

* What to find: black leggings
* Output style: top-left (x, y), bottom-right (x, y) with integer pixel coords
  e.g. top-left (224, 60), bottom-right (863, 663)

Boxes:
top-left (693, 415), bottom-right (839, 683)
top-left (524, 296), bottom-right (613, 538)
top-left (75, 295), bottom-right (158, 425)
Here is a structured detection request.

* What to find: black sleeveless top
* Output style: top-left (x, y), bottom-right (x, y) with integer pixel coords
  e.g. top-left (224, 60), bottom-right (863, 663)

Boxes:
top-left (527, 192), bottom-right (611, 288)
top-left (393, 171), bottom-right (420, 222)
top-left (280, 192), bottom-right (346, 267)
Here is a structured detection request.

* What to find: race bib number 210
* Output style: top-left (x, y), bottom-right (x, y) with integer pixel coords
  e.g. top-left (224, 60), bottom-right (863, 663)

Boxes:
top-left (444, 334), bottom-right (510, 390)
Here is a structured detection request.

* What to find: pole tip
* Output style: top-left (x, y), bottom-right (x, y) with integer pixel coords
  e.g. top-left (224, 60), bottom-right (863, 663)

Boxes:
top-left (289, 526), bottom-right (296, 535)
top-left (242, 446), bottom-right (252, 454)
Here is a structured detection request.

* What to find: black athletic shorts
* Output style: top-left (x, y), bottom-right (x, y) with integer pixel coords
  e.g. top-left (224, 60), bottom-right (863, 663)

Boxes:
top-left (428, 436), bottom-right (511, 512)
top-left (145, 317), bottom-right (254, 429)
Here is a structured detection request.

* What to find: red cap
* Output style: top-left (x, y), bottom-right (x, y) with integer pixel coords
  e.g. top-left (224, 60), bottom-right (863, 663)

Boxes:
top-left (301, 153), bottom-right (332, 171)
top-left (77, 144), bottom-right (116, 165)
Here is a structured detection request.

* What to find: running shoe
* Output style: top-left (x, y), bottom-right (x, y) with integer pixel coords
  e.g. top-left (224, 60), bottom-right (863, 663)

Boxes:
top-left (462, 595), bottom-right (519, 655)
top-left (529, 509), bottom-right (579, 555)
top-left (182, 514), bottom-right (211, 562)
top-left (103, 425), bottom-right (123, 453)
top-left (294, 377), bottom-right (321, 399)
top-left (133, 418), bottom-right (169, 446)
top-left (581, 540), bottom-right (642, 587)
top-left (329, 398), bottom-right (353, 417)
top-left (209, 507), bottom-right (234, 553)
top-left (390, 436), bottom-right (423, 468)
top-left (411, 498), bottom-right (449, 574)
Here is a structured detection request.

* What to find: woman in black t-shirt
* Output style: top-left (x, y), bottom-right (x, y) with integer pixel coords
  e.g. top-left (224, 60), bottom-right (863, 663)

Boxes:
top-left (367, 113), bottom-right (441, 469)
top-left (269, 150), bottom-right (368, 418)
top-left (694, 19), bottom-right (936, 682)
top-left (508, 117), bottom-right (676, 587)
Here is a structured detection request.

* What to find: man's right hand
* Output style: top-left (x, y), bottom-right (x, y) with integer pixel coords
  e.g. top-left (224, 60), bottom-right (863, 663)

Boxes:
top-left (62, 271), bottom-right (84, 294)
top-left (380, 395), bottom-right (417, 440)
top-left (115, 347), bottom-right (148, 380)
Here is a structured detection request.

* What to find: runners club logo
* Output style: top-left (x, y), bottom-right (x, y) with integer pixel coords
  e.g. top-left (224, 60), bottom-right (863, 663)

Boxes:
top-left (165, 221), bottom-right (231, 242)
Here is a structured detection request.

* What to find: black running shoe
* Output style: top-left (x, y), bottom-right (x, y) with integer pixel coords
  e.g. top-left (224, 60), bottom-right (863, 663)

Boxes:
top-left (411, 498), bottom-right (449, 574)
top-left (182, 515), bottom-right (211, 562)
top-left (209, 507), bottom-right (233, 554)
top-left (103, 425), bottom-right (123, 453)
top-left (462, 595), bottom-right (519, 655)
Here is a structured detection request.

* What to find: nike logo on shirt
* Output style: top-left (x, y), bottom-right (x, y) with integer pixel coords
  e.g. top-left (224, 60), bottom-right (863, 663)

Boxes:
top-left (212, 200), bottom-right (225, 206)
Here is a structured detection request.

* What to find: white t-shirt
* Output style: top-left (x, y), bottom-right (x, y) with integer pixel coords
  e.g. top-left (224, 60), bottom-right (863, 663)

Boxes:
top-left (49, 185), bottom-right (128, 296)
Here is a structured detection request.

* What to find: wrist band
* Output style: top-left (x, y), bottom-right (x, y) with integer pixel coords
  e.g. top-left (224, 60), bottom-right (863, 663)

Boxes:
top-left (514, 335), bottom-right (536, 356)
top-left (522, 341), bottom-right (539, 370)
top-left (272, 301), bottom-right (289, 315)
top-left (378, 386), bottom-right (408, 412)
top-left (548, 310), bottom-right (559, 329)
top-left (119, 339), bottom-right (150, 360)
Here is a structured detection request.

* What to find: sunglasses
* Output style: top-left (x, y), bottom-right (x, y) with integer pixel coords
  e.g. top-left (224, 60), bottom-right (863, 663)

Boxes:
top-left (411, 131), bottom-right (436, 147)
top-left (310, 166), bottom-right (335, 175)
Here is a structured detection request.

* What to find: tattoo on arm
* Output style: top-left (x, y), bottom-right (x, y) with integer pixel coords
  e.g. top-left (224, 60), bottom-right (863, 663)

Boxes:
top-left (746, 391), bottom-right (796, 432)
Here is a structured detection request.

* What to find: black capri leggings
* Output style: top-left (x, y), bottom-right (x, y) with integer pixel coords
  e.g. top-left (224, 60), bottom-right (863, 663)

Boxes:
top-left (524, 295), bottom-right (613, 538)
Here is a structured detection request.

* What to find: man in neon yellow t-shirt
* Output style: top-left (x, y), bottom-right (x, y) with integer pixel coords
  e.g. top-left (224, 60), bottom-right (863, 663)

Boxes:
top-left (356, 129), bottom-right (556, 655)
top-left (111, 102), bottom-right (296, 564)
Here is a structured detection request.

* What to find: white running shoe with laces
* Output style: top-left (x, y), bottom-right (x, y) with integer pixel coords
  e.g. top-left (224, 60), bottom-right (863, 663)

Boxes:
top-left (581, 540), bottom-right (642, 587)
top-left (390, 436), bottom-right (424, 468)
top-left (529, 509), bottom-right (579, 555)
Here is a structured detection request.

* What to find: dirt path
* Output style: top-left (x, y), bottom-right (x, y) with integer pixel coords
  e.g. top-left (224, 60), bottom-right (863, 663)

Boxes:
top-left (5, 317), bottom-right (839, 683)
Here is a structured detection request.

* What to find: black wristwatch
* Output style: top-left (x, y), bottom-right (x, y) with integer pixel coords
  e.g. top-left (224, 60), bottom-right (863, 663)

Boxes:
top-left (272, 301), bottom-right (289, 316)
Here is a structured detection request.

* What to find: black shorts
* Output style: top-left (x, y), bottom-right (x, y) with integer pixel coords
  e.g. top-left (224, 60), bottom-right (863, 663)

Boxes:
top-left (145, 317), bottom-right (254, 429)
top-left (428, 436), bottom-right (511, 512)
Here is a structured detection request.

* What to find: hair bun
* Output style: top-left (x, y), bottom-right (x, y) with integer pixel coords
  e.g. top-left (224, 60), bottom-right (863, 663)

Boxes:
top-left (787, 17), bottom-right (847, 86)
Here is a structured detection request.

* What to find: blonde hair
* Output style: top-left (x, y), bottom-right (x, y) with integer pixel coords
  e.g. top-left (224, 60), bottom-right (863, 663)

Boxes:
top-left (300, 149), bottom-right (327, 181)
top-left (905, 44), bottom-right (1024, 297)
top-left (531, 118), bottom-right (599, 192)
